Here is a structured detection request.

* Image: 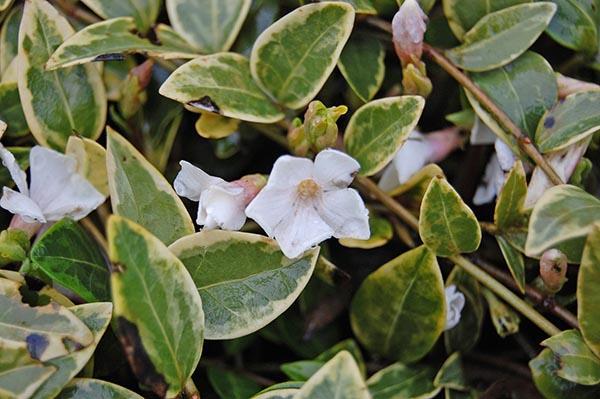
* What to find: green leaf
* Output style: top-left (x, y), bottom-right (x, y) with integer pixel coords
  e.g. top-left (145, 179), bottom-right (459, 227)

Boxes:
top-left (494, 161), bottom-right (528, 231)
top-left (294, 351), bottom-right (370, 399)
top-left (337, 32), bottom-right (385, 102)
top-left (65, 135), bottom-right (108, 196)
top-left (470, 52), bottom-right (557, 138)
top-left (109, 215), bottom-right (204, 398)
top-left (252, 388), bottom-right (299, 399)
top-left (444, 267), bottom-right (484, 354)
top-left (340, 0), bottom-right (377, 14)
top-left (250, 2), bottom-right (355, 109)
top-left (314, 339), bottom-right (366, 377)
top-left (526, 185), bottom-right (600, 263)
top-left (419, 177), bottom-right (481, 257)
top-left (0, 338), bottom-right (37, 371)
top-left (207, 367), bottom-right (261, 399)
top-left (536, 91), bottom-right (600, 153)
top-left (166, 0), bottom-right (251, 53)
top-left (367, 362), bottom-right (440, 399)
top-left (530, 348), bottom-right (600, 399)
top-left (46, 17), bottom-right (199, 70)
top-left (434, 353), bottom-right (468, 391)
top-left (344, 96), bottom-right (425, 176)
top-left (0, 82), bottom-right (28, 138)
top-left (445, 3), bottom-right (557, 71)
top-left (496, 235), bottom-right (526, 293)
top-left (339, 215), bottom-right (393, 249)
top-left (31, 303), bottom-right (113, 399)
top-left (350, 245), bottom-right (445, 362)
top-left (442, 0), bottom-right (532, 41)
top-left (56, 378), bottom-right (144, 399)
top-left (106, 128), bottom-right (194, 246)
top-left (194, 111), bottom-right (239, 139)
top-left (80, 0), bottom-right (161, 32)
top-left (17, 0), bottom-right (107, 151)
top-left (0, 5), bottom-right (22, 77)
top-left (169, 230), bottom-right (318, 339)
top-left (30, 218), bottom-right (109, 303)
top-left (160, 52), bottom-right (284, 123)
top-left (0, 363), bottom-right (55, 399)
top-left (0, 294), bottom-right (93, 362)
top-left (281, 361), bottom-right (324, 381)
top-left (545, 0), bottom-right (598, 53)
top-left (542, 329), bottom-right (600, 385)
top-left (578, 224), bottom-right (600, 359)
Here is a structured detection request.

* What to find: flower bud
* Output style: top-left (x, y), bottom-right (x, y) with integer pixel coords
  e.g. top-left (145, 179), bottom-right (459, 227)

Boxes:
top-left (0, 226), bottom-right (31, 266)
top-left (392, 0), bottom-right (427, 67)
top-left (119, 60), bottom-right (154, 119)
top-left (304, 101), bottom-right (347, 152)
top-left (287, 118), bottom-right (310, 157)
top-left (539, 249), bottom-right (568, 293)
top-left (232, 174), bottom-right (267, 205)
top-left (402, 61), bottom-right (432, 97)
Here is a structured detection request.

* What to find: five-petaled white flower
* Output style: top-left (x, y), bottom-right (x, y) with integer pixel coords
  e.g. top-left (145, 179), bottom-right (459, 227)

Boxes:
top-left (444, 284), bottom-right (466, 331)
top-left (0, 145), bottom-right (104, 224)
top-left (245, 149), bottom-right (370, 259)
top-left (174, 161), bottom-right (262, 231)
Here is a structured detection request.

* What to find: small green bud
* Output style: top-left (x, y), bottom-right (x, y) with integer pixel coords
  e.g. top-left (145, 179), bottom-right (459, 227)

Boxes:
top-left (287, 118), bottom-right (311, 157)
top-left (402, 61), bottom-right (432, 98)
top-left (304, 101), bottom-right (347, 152)
top-left (0, 228), bottom-right (30, 266)
top-left (118, 60), bottom-right (154, 119)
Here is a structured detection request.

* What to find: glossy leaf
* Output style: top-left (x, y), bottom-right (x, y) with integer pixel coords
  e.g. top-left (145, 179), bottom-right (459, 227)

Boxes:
top-left (80, 0), bottom-right (161, 32)
top-left (0, 5), bottom-right (21, 77)
top-left (434, 352), bottom-right (468, 390)
top-left (344, 96), bottom-right (425, 176)
top-left (444, 267), bottom-right (484, 354)
top-left (294, 351), bottom-right (370, 399)
top-left (314, 339), bottom-right (366, 378)
top-left (446, 3), bottom-right (557, 71)
top-left (0, 364), bottom-right (55, 399)
top-left (530, 348), bottom-right (600, 399)
top-left (166, 0), bottom-right (251, 53)
top-left (338, 215), bottom-right (393, 249)
top-left (578, 224), bottom-right (600, 359)
top-left (0, 82), bottom-right (28, 138)
top-left (494, 161), bottom-right (528, 231)
top-left (250, 2), bottom-right (355, 109)
top-left (542, 329), bottom-right (600, 385)
top-left (65, 135), bottom-right (108, 196)
top-left (160, 53), bottom-right (284, 123)
top-left (56, 378), bottom-right (144, 399)
top-left (31, 303), bottom-right (113, 399)
top-left (470, 52), bottom-right (558, 138)
top-left (367, 362), bottom-right (440, 399)
top-left (536, 91), bottom-right (600, 153)
top-left (341, 0), bottom-right (377, 14)
top-left (17, 0), bottom-right (106, 150)
top-left (526, 184), bottom-right (600, 263)
top-left (46, 18), bottom-right (198, 70)
top-left (443, 0), bottom-right (531, 41)
top-left (0, 337), bottom-right (36, 371)
top-left (253, 388), bottom-right (299, 399)
top-left (546, 0), bottom-right (598, 53)
top-left (337, 32), bottom-right (385, 102)
top-left (281, 361), bottom-right (324, 381)
top-left (350, 246), bottom-right (445, 362)
top-left (109, 216), bottom-right (204, 398)
top-left (170, 230), bottom-right (318, 339)
top-left (106, 128), bottom-right (194, 245)
top-left (30, 218), bottom-right (109, 303)
top-left (387, 163), bottom-right (445, 202)
top-left (195, 111), bottom-right (239, 139)
top-left (207, 367), bottom-right (261, 399)
top-left (0, 294), bottom-right (93, 362)
top-left (496, 236), bottom-right (526, 293)
top-left (419, 177), bottom-right (481, 257)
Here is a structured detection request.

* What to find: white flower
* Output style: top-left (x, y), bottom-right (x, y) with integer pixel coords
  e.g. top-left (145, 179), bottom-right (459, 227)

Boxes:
top-left (472, 140), bottom-right (516, 205)
top-left (444, 284), bottom-right (465, 331)
top-left (0, 145), bottom-right (104, 224)
top-left (174, 161), bottom-right (248, 230)
top-left (245, 149), bottom-right (370, 259)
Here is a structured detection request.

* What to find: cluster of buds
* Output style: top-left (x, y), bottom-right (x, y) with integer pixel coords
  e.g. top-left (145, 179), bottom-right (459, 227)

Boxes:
top-left (287, 101), bottom-right (347, 156)
top-left (392, 0), bottom-right (432, 97)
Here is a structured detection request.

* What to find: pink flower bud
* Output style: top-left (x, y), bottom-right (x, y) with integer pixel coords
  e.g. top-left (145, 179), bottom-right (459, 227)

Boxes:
top-left (539, 249), bottom-right (568, 294)
top-left (424, 127), bottom-right (463, 163)
top-left (392, 0), bottom-right (428, 67)
top-left (232, 174), bottom-right (267, 205)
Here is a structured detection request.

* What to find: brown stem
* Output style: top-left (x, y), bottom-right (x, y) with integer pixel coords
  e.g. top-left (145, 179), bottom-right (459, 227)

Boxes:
top-left (50, 0), bottom-right (101, 24)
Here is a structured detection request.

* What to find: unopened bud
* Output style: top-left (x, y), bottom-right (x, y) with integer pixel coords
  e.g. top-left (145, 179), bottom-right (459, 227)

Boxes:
top-left (304, 101), bottom-right (347, 152)
top-left (287, 118), bottom-right (310, 157)
top-left (0, 226), bottom-right (31, 266)
top-left (539, 249), bottom-right (568, 293)
top-left (402, 61), bottom-right (432, 97)
top-left (392, 0), bottom-right (427, 67)
top-left (119, 60), bottom-right (154, 119)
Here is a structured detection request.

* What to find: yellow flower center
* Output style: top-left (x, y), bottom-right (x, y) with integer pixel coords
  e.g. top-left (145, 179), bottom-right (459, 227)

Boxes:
top-left (297, 179), bottom-right (320, 200)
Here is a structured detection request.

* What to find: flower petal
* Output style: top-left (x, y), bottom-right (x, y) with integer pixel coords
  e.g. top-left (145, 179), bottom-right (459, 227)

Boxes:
top-left (174, 160), bottom-right (224, 201)
top-left (0, 187), bottom-right (46, 223)
top-left (317, 188), bottom-right (370, 239)
top-left (393, 131), bottom-right (432, 184)
top-left (473, 154), bottom-right (505, 206)
top-left (444, 285), bottom-right (466, 331)
top-left (0, 144), bottom-right (28, 195)
top-left (199, 185), bottom-right (246, 230)
top-left (313, 149), bottom-right (360, 189)
top-left (378, 163), bottom-right (401, 192)
top-left (494, 139), bottom-right (515, 171)
top-left (245, 186), bottom-right (295, 238)
top-left (267, 155), bottom-right (314, 189)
